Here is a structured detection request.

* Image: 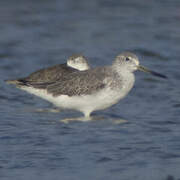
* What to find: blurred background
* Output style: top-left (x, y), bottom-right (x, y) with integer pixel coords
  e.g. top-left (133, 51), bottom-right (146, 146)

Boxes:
top-left (0, 0), bottom-right (180, 180)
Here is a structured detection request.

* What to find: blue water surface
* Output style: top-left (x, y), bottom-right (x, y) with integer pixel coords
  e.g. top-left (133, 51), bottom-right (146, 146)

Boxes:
top-left (0, 0), bottom-right (180, 179)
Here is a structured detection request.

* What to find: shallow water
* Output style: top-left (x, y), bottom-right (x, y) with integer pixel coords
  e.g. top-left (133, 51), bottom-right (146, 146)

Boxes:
top-left (1, 0), bottom-right (180, 179)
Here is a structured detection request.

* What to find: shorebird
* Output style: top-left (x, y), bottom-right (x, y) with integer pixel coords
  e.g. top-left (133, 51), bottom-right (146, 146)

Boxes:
top-left (6, 52), bottom-right (166, 121)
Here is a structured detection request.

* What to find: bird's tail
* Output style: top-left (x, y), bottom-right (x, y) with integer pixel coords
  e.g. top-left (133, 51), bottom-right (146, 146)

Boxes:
top-left (5, 79), bottom-right (27, 86)
top-left (5, 78), bottom-right (53, 89)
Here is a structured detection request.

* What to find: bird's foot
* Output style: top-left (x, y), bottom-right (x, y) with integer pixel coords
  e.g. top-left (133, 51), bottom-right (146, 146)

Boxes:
top-left (61, 116), bottom-right (92, 123)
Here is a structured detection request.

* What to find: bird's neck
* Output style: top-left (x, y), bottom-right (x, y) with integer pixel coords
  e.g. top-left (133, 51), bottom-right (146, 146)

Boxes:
top-left (113, 65), bottom-right (131, 76)
top-left (113, 66), bottom-right (135, 89)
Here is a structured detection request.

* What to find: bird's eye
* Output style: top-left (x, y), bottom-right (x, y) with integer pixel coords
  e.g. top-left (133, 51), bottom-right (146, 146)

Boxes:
top-left (125, 57), bottom-right (130, 61)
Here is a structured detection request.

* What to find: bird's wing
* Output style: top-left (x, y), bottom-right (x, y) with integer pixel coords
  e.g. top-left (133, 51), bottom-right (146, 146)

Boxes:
top-left (25, 63), bottom-right (76, 82)
top-left (6, 64), bottom-right (78, 88)
top-left (46, 67), bottom-right (112, 97)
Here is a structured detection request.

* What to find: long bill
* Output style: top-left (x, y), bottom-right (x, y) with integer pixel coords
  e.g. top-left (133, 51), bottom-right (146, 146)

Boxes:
top-left (137, 65), bottom-right (167, 79)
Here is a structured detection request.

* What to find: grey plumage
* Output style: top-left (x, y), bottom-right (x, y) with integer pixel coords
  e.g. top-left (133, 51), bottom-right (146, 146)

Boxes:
top-left (46, 66), bottom-right (119, 96)
top-left (22, 63), bottom-right (76, 82)
top-left (6, 54), bottom-right (90, 87)
top-left (6, 64), bottom-right (76, 89)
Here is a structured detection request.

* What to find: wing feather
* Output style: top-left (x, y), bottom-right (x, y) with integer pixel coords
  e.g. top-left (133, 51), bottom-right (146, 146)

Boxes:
top-left (6, 64), bottom-right (78, 88)
top-left (25, 63), bottom-right (76, 82)
top-left (47, 67), bottom-right (111, 97)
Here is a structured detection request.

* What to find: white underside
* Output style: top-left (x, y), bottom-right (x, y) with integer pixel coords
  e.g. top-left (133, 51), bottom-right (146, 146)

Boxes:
top-left (20, 85), bottom-right (132, 117)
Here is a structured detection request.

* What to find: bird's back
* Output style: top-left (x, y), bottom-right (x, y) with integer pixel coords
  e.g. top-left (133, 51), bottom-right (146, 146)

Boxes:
top-left (45, 66), bottom-right (114, 97)
top-left (5, 63), bottom-right (78, 87)
top-left (23, 63), bottom-right (77, 82)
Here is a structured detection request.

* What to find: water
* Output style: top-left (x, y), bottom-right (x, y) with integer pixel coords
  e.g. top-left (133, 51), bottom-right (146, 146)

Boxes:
top-left (0, 0), bottom-right (180, 179)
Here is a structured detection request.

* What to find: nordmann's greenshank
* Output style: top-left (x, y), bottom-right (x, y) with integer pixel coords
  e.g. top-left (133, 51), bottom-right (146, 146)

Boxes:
top-left (6, 52), bottom-right (166, 121)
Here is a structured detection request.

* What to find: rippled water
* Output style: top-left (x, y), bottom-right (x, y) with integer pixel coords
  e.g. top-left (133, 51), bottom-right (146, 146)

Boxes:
top-left (1, 0), bottom-right (180, 179)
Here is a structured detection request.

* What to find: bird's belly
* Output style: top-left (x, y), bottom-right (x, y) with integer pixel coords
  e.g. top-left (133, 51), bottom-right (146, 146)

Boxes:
top-left (20, 84), bottom-right (133, 113)
top-left (53, 87), bottom-right (131, 112)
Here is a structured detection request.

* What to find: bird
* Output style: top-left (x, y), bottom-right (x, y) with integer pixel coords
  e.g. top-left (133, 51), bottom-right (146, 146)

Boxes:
top-left (6, 54), bottom-right (90, 87)
top-left (6, 52), bottom-right (166, 121)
